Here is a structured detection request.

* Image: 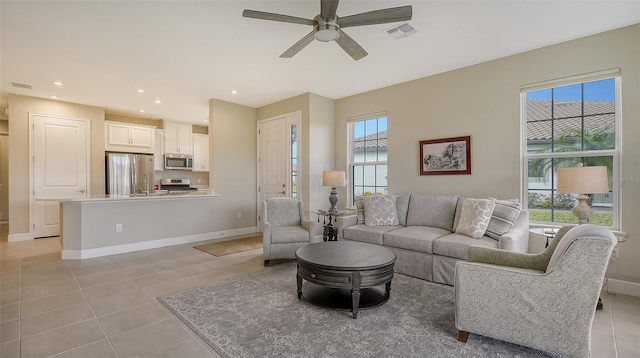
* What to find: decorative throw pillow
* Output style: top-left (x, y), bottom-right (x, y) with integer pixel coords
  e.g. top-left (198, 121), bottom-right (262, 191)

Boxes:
top-left (364, 195), bottom-right (399, 226)
top-left (485, 198), bottom-right (522, 240)
top-left (455, 198), bottom-right (496, 239)
top-left (354, 196), bottom-right (365, 224)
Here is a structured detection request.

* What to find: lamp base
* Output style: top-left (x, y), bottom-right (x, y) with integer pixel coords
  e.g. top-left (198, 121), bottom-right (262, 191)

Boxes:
top-left (572, 194), bottom-right (593, 225)
top-left (328, 187), bottom-right (339, 216)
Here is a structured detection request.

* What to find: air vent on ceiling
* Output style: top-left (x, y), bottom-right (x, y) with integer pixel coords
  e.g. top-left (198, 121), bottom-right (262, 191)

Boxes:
top-left (384, 22), bottom-right (417, 39)
top-left (12, 82), bottom-right (32, 90)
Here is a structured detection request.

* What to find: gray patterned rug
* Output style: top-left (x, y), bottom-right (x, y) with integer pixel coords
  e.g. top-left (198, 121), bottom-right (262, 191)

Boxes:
top-left (159, 262), bottom-right (562, 358)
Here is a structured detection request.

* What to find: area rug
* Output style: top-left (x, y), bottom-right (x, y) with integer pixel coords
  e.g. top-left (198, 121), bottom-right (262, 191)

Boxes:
top-left (158, 263), bottom-right (562, 358)
top-left (194, 235), bottom-right (263, 257)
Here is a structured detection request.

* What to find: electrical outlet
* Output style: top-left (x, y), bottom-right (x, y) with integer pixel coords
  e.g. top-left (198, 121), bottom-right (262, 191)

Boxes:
top-left (237, 212), bottom-right (242, 219)
top-left (612, 247), bottom-right (619, 261)
top-left (115, 224), bottom-right (122, 233)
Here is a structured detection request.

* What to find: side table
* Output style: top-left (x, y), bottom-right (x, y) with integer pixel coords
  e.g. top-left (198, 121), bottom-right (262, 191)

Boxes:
top-left (313, 210), bottom-right (340, 241)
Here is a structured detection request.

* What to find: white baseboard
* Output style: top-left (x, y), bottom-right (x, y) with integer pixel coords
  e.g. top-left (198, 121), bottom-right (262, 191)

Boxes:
top-left (8, 232), bottom-right (33, 242)
top-left (606, 278), bottom-right (640, 297)
top-left (61, 226), bottom-right (258, 260)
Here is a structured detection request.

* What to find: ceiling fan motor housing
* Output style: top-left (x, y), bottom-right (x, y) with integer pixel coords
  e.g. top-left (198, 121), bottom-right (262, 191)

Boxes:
top-left (314, 15), bottom-right (340, 42)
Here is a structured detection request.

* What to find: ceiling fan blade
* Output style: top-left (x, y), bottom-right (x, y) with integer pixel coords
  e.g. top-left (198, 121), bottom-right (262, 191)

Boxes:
top-left (280, 31), bottom-right (316, 58)
top-left (243, 9), bottom-right (315, 26)
top-left (339, 5), bottom-right (412, 28)
top-left (320, 0), bottom-right (339, 19)
top-left (335, 29), bottom-right (367, 61)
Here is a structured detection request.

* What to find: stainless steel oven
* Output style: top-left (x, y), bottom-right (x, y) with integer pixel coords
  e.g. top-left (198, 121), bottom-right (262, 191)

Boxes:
top-left (164, 153), bottom-right (193, 170)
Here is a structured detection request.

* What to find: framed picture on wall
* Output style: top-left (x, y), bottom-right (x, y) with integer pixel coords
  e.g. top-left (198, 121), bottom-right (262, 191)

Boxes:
top-left (419, 136), bottom-right (471, 175)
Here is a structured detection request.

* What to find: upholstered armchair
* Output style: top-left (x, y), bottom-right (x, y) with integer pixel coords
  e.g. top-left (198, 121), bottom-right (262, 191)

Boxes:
top-left (263, 198), bottom-right (317, 266)
top-left (455, 224), bottom-right (617, 358)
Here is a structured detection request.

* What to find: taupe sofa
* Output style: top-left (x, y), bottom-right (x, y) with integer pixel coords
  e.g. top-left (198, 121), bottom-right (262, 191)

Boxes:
top-left (337, 194), bottom-right (529, 285)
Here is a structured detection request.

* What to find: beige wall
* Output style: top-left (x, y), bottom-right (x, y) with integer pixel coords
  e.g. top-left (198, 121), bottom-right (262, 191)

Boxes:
top-left (335, 24), bottom-right (640, 283)
top-left (105, 113), bottom-right (160, 128)
top-left (209, 99), bottom-right (257, 230)
top-left (8, 94), bottom-right (106, 236)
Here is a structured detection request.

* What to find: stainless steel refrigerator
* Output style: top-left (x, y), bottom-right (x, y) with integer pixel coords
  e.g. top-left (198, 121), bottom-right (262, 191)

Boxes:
top-left (106, 153), bottom-right (155, 196)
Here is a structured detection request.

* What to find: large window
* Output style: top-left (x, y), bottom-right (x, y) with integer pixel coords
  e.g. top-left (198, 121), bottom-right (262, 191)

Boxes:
top-left (522, 71), bottom-right (620, 228)
top-left (349, 115), bottom-right (388, 202)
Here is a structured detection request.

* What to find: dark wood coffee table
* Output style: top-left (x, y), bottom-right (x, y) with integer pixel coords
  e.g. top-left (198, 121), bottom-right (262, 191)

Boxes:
top-left (295, 241), bottom-right (396, 319)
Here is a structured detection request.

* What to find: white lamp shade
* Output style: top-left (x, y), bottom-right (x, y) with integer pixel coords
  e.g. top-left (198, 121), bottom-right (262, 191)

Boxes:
top-left (322, 170), bottom-right (346, 187)
top-left (557, 166), bottom-right (609, 194)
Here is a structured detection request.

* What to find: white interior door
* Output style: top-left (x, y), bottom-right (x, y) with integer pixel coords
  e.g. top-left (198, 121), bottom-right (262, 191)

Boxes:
top-left (0, 135), bottom-right (6, 221)
top-left (31, 114), bottom-right (89, 238)
top-left (258, 117), bottom-right (287, 231)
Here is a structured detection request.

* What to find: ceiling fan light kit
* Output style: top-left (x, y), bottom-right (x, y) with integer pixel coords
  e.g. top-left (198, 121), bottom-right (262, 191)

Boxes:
top-left (243, 0), bottom-right (412, 60)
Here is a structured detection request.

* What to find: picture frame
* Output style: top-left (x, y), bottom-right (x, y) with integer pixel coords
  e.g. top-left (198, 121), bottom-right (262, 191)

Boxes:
top-left (419, 136), bottom-right (471, 175)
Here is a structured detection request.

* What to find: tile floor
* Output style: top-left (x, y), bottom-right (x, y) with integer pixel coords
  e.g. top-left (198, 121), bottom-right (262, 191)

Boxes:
top-left (1, 223), bottom-right (639, 357)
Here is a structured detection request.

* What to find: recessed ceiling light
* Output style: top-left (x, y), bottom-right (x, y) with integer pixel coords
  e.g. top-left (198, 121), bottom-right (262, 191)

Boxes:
top-left (137, 89), bottom-right (145, 93)
top-left (53, 81), bottom-right (63, 86)
top-left (154, 100), bottom-right (161, 104)
top-left (230, 90), bottom-right (238, 95)
top-left (50, 95), bottom-right (59, 99)
top-left (138, 109), bottom-right (145, 113)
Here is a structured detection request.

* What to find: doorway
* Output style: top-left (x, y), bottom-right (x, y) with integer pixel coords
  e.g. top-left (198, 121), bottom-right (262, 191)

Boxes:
top-left (256, 111), bottom-right (301, 232)
top-left (30, 113), bottom-right (90, 238)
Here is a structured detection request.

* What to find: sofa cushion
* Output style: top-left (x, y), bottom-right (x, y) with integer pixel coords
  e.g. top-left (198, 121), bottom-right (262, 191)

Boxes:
top-left (394, 193), bottom-right (411, 227)
top-left (383, 226), bottom-right (451, 254)
top-left (485, 198), bottom-right (522, 240)
top-left (364, 195), bottom-right (399, 226)
top-left (433, 233), bottom-right (499, 260)
top-left (343, 225), bottom-right (401, 245)
top-left (455, 198), bottom-right (496, 239)
top-left (406, 194), bottom-right (458, 231)
top-left (270, 226), bottom-right (310, 244)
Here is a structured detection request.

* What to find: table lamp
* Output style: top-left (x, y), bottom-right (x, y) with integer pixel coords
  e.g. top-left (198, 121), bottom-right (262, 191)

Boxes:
top-left (557, 165), bottom-right (609, 224)
top-left (322, 170), bottom-right (346, 215)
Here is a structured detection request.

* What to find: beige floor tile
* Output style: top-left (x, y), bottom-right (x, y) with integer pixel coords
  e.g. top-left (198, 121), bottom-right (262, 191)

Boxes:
top-left (109, 318), bottom-right (192, 357)
top-left (82, 279), bottom-right (139, 302)
top-left (156, 256), bottom-right (210, 271)
top-left (173, 262), bottom-right (220, 278)
top-left (131, 270), bottom-right (183, 288)
top-left (21, 278), bottom-right (80, 301)
top-left (20, 252), bottom-right (62, 265)
top-left (0, 319), bottom-right (19, 343)
top-left (613, 314), bottom-right (640, 341)
top-left (67, 261), bottom-right (121, 278)
top-left (20, 289), bottom-right (85, 317)
top-left (187, 270), bottom-right (233, 287)
top-left (49, 339), bottom-right (117, 358)
top-left (0, 279), bottom-right (19, 292)
top-left (592, 309), bottom-right (614, 333)
top-left (20, 319), bottom-right (106, 358)
top-left (122, 263), bottom-right (167, 278)
top-left (0, 270), bottom-right (20, 282)
top-left (590, 329), bottom-right (617, 358)
top-left (616, 335), bottom-right (640, 358)
top-left (0, 289), bottom-right (19, 305)
top-left (141, 278), bottom-right (199, 298)
top-left (149, 338), bottom-right (218, 358)
top-left (20, 261), bottom-right (66, 275)
top-left (0, 303), bottom-right (19, 322)
top-left (20, 270), bottom-right (74, 289)
top-left (75, 270), bottom-right (129, 288)
top-left (89, 289), bottom-right (154, 317)
top-left (0, 339), bottom-right (20, 358)
top-left (20, 301), bottom-right (95, 337)
top-left (98, 302), bottom-right (170, 337)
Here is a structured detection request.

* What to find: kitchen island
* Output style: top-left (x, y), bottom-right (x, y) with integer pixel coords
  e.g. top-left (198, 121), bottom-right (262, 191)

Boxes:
top-left (58, 192), bottom-right (255, 259)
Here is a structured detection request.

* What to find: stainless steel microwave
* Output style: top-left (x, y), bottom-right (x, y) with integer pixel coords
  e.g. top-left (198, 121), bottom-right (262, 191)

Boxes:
top-left (164, 153), bottom-right (193, 170)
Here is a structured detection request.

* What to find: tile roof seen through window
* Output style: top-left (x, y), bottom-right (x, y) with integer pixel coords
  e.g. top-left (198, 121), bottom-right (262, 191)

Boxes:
top-left (526, 100), bottom-right (614, 141)
top-left (354, 130), bottom-right (388, 150)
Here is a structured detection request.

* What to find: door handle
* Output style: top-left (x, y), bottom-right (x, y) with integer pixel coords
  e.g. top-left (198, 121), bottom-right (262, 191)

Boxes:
top-left (78, 189), bottom-right (86, 193)
top-left (280, 191), bottom-right (286, 194)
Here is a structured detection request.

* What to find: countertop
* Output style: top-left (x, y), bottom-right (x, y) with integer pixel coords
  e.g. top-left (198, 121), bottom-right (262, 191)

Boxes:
top-left (37, 190), bottom-right (220, 203)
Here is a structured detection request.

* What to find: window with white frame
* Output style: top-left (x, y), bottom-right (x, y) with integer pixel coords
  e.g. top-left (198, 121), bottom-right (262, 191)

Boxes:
top-left (349, 115), bottom-right (388, 202)
top-left (522, 70), bottom-right (620, 229)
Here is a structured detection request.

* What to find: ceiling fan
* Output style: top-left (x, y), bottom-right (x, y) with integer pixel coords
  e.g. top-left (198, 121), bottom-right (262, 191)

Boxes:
top-left (243, 0), bottom-right (412, 61)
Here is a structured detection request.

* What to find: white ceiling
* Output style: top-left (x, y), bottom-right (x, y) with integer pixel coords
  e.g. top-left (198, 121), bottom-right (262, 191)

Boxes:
top-left (2, 1), bottom-right (639, 125)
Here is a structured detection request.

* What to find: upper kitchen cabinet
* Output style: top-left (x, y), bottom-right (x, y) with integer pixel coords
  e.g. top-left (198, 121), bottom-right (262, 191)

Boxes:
top-left (192, 134), bottom-right (209, 172)
top-left (105, 121), bottom-right (155, 154)
top-left (164, 120), bottom-right (192, 154)
top-left (154, 129), bottom-right (165, 171)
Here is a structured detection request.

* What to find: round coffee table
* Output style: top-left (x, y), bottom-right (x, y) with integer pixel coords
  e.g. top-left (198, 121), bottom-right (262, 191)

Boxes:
top-left (295, 241), bottom-right (396, 319)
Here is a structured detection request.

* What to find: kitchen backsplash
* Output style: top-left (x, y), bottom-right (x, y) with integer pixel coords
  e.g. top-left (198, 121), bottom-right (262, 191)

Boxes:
top-left (155, 170), bottom-right (209, 188)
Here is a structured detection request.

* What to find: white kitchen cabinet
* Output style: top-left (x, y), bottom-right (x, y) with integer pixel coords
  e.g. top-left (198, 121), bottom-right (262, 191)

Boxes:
top-left (154, 129), bottom-right (165, 171)
top-left (192, 134), bottom-right (209, 172)
top-left (163, 120), bottom-right (192, 154)
top-left (105, 121), bottom-right (155, 154)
